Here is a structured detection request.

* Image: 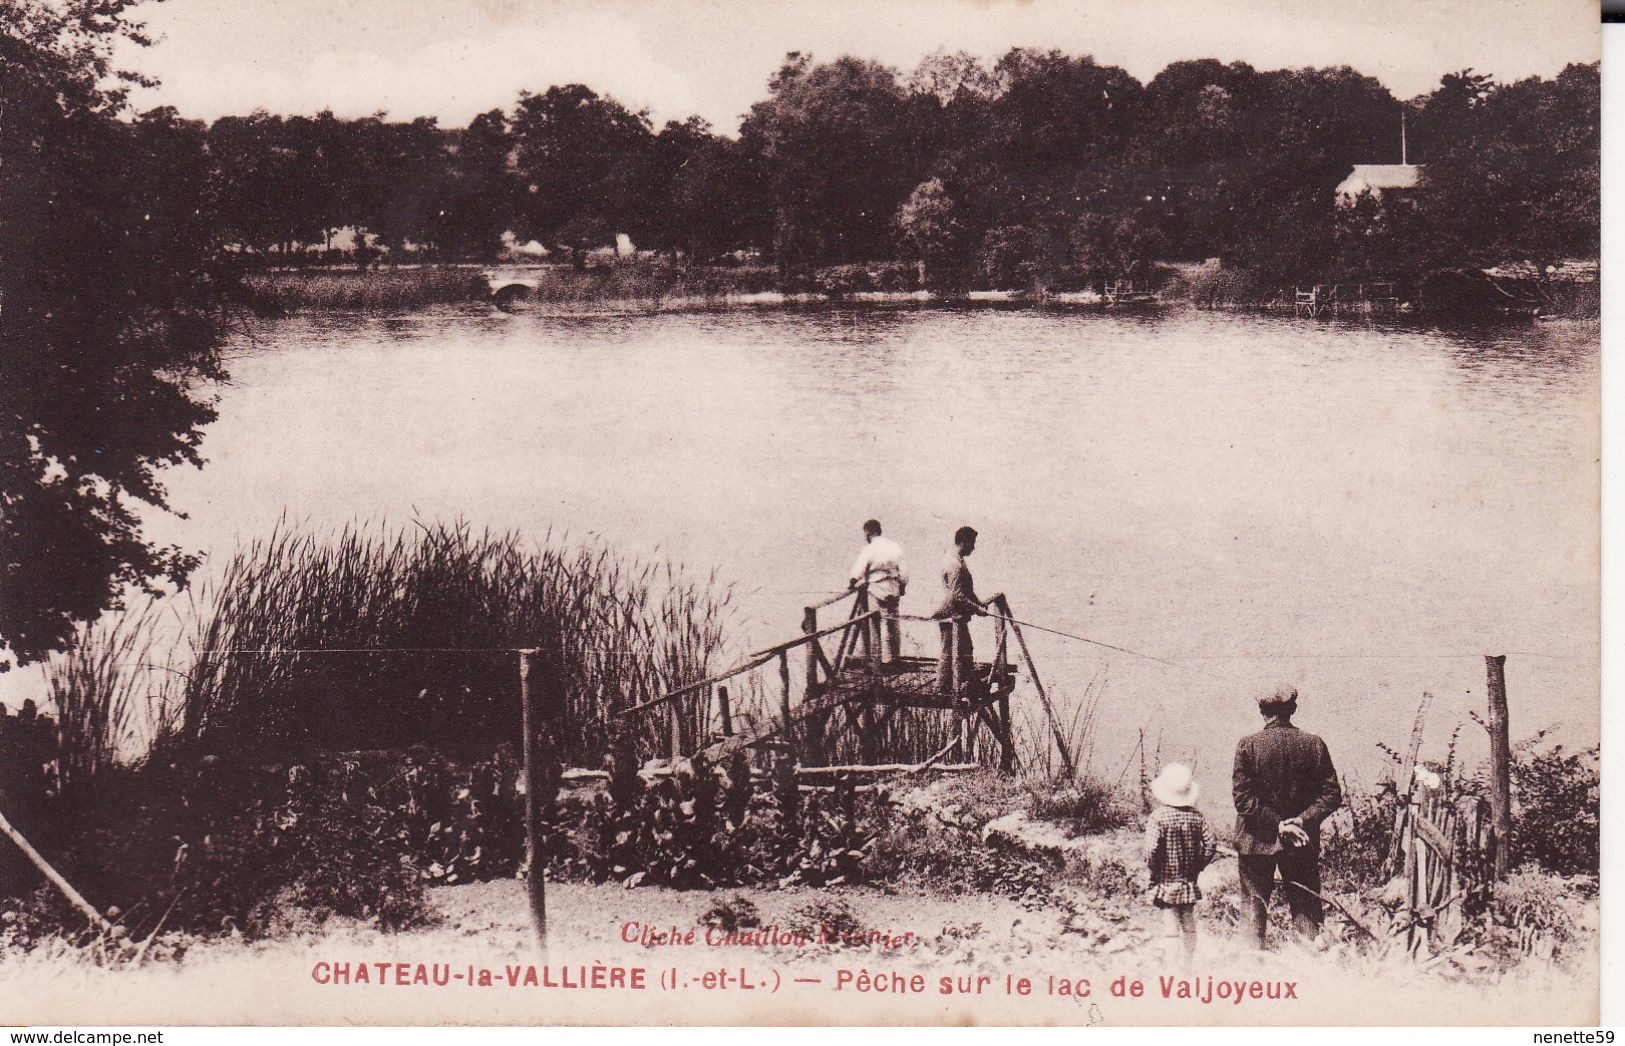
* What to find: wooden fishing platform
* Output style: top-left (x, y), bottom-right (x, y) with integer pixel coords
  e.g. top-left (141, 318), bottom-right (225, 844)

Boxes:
top-left (1293, 282), bottom-right (1400, 318)
top-left (1103, 279), bottom-right (1159, 307)
top-left (619, 587), bottom-right (1070, 774)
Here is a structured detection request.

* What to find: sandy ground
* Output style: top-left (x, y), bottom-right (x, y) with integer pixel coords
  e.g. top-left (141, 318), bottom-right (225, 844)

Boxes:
top-left (0, 877), bottom-right (1599, 1027)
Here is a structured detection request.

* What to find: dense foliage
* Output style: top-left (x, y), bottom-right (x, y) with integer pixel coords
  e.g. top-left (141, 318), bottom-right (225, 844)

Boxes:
top-left (1, 0), bottom-right (232, 666)
top-left (1510, 741), bottom-right (1599, 879)
top-left (80, 51), bottom-right (1597, 287)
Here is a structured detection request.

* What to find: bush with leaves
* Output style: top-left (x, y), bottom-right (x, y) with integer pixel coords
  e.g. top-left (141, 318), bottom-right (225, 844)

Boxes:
top-left (1511, 741), bottom-right (1599, 878)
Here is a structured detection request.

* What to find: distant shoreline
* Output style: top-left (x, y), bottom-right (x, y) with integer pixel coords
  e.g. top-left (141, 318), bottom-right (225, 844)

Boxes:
top-left (243, 262), bottom-right (1600, 321)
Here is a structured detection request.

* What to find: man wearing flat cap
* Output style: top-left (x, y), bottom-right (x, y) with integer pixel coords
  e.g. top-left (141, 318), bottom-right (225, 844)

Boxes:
top-left (1231, 684), bottom-right (1342, 949)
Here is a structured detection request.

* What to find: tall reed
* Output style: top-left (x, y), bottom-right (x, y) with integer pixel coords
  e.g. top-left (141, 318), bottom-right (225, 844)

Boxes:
top-left (39, 521), bottom-right (732, 778)
top-left (44, 602), bottom-right (185, 799)
top-left (170, 520), bottom-right (733, 765)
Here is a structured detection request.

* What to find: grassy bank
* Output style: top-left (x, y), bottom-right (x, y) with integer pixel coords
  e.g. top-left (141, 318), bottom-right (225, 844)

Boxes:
top-left (244, 262), bottom-right (781, 313)
top-left (245, 267), bottom-right (485, 312)
top-left (241, 259), bottom-right (1598, 320)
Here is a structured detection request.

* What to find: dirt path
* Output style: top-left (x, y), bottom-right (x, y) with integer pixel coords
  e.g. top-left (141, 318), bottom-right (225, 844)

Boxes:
top-left (0, 878), bottom-right (1597, 1026)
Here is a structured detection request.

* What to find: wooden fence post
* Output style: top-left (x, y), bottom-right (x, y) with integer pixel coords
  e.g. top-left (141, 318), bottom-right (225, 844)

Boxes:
top-left (778, 649), bottom-right (794, 761)
top-left (802, 607), bottom-right (819, 691)
top-left (1485, 654), bottom-right (1513, 878)
top-left (519, 648), bottom-right (547, 955)
top-left (717, 685), bottom-right (733, 737)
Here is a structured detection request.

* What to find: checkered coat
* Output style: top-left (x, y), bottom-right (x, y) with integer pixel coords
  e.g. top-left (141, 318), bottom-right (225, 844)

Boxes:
top-left (1144, 804), bottom-right (1217, 906)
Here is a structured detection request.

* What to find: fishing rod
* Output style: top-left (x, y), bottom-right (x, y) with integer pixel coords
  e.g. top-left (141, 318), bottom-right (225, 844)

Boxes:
top-left (984, 611), bottom-right (1197, 673)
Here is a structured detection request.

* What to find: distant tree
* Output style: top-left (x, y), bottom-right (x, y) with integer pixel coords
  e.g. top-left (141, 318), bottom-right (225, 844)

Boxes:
top-left (360, 116), bottom-right (450, 255)
top-left (440, 109), bottom-right (518, 260)
top-left (209, 111), bottom-right (309, 254)
top-left (1221, 66), bottom-right (1400, 279)
top-left (1415, 63), bottom-right (1599, 269)
top-left (1068, 211), bottom-right (1169, 282)
top-left (988, 48), bottom-right (1143, 173)
top-left (1410, 68), bottom-right (1494, 163)
top-left (1, 0), bottom-right (231, 666)
top-left (907, 49), bottom-right (998, 105)
top-left (895, 176), bottom-right (970, 287)
top-left (741, 54), bottom-right (927, 271)
top-left (509, 84), bottom-right (654, 259)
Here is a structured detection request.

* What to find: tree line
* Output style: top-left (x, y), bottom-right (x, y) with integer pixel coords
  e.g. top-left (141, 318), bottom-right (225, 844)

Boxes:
top-left (130, 51), bottom-right (1598, 286)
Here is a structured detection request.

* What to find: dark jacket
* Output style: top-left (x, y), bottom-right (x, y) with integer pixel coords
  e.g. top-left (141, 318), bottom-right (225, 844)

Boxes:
top-left (933, 551), bottom-right (983, 620)
top-left (1231, 717), bottom-right (1342, 856)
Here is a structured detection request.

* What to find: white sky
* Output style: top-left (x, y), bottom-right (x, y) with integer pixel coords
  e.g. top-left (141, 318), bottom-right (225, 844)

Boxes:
top-left (120, 0), bottom-right (1600, 133)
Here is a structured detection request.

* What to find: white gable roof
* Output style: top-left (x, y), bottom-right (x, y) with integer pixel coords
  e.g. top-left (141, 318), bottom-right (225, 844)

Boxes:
top-left (1336, 164), bottom-right (1423, 199)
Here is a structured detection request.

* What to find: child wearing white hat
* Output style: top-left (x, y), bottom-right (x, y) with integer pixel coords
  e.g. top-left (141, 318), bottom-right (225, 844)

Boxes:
top-left (1144, 763), bottom-right (1217, 958)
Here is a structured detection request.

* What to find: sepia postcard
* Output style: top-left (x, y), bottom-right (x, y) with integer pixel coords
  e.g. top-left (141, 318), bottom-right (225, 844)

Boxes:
top-left (0, 0), bottom-right (1604, 1027)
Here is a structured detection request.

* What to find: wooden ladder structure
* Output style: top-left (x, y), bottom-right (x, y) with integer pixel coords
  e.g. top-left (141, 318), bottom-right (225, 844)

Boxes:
top-left (618, 587), bottom-right (1069, 774)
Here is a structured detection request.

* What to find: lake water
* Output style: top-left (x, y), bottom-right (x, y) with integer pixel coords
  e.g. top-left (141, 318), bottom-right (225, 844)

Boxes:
top-left (57, 304), bottom-right (1611, 811)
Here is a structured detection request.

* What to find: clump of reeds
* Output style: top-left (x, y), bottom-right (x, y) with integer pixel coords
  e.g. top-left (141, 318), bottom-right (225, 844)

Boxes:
top-left (246, 267), bottom-right (484, 312)
top-left (1011, 672), bottom-right (1132, 833)
top-left (166, 520), bottom-right (733, 765)
top-left (45, 602), bottom-right (184, 799)
top-left (41, 520), bottom-right (735, 782)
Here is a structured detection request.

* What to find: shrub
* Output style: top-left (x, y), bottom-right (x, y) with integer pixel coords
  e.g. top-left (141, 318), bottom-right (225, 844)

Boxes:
top-left (1319, 777), bottom-right (1402, 892)
top-left (551, 752), bottom-right (883, 891)
top-left (1179, 266), bottom-right (1280, 308)
top-left (1026, 776), bottom-right (1134, 835)
top-left (1511, 742), bottom-right (1599, 877)
top-left (14, 753), bottom-right (454, 943)
top-left (786, 897), bottom-right (864, 946)
top-left (809, 262), bottom-right (922, 297)
top-left (698, 894), bottom-right (761, 932)
top-left (1491, 867), bottom-right (1584, 947)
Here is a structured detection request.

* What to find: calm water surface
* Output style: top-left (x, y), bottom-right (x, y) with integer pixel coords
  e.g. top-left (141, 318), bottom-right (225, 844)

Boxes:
top-left (140, 305), bottom-right (1601, 807)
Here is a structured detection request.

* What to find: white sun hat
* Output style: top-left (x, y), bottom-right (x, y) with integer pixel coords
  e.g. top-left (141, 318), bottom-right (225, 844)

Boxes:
top-left (1151, 763), bottom-right (1201, 807)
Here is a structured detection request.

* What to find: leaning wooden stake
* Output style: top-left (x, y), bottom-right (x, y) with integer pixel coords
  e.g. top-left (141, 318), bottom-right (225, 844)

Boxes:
top-left (519, 648), bottom-right (547, 956)
top-left (1385, 692), bottom-right (1432, 878)
top-left (0, 805), bottom-right (119, 939)
top-left (996, 597), bottom-right (1076, 781)
top-left (1485, 654), bottom-right (1513, 879)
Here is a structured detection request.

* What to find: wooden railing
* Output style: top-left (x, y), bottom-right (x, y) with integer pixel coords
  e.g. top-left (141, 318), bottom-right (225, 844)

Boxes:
top-left (618, 584), bottom-right (1073, 777)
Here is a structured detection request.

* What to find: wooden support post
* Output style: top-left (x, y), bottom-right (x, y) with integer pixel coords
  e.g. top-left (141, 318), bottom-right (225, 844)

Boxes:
top-left (998, 690), bottom-right (1014, 772)
top-left (949, 622), bottom-right (970, 758)
top-left (803, 606), bottom-right (820, 695)
top-left (857, 590), bottom-right (873, 665)
top-left (717, 685), bottom-right (733, 737)
top-left (1485, 655), bottom-right (1513, 879)
top-left (779, 649), bottom-right (795, 761)
top-left (518, 648), bottom-right (548, 956)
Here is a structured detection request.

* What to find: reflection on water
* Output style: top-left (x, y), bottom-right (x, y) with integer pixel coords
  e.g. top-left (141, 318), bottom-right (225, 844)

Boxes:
top-left (117, 306), bottom-right (1609, 809)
